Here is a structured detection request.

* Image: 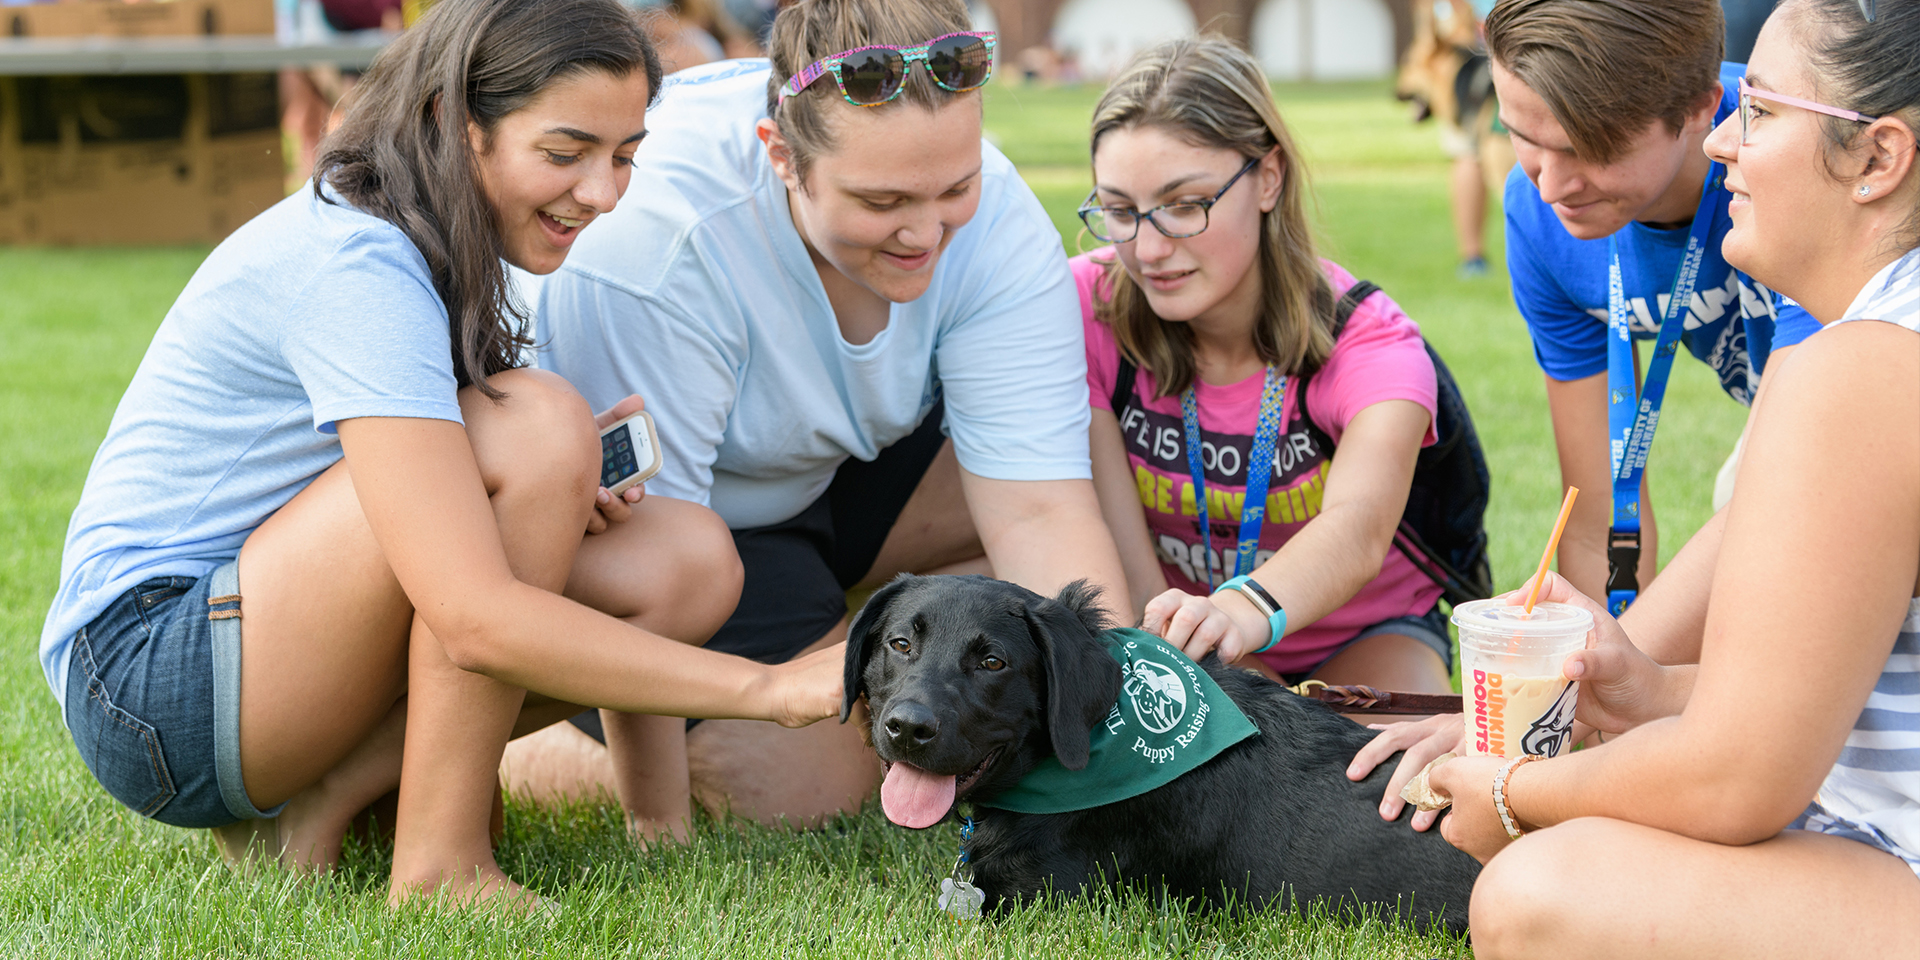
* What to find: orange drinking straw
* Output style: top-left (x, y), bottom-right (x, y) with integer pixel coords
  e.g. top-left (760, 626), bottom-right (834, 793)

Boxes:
top-left (1524, 486), bottom-right (1580, 614)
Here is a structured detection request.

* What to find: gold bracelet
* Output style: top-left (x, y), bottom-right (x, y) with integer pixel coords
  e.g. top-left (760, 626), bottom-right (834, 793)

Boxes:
top-left (1492, 754), bottom-right (1543, 840)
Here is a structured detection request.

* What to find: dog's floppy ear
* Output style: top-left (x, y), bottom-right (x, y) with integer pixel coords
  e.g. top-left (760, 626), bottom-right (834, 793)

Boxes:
top-left (842, 574), bottom-right (917, 723)
top-left (1052, 579), bottom-right (1115, 636)
top-left (1022, 580), bottom-right (1123, 771)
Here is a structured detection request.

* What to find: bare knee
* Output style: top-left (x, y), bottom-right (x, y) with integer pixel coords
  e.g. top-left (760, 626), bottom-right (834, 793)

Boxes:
top-left (571, 496), bottom-right (742, 643)
top-left (462, 368), bottom-right (599, 507)
top-left (1313, 632), bottom-right (1452, 693)
top-left (1470, 817), bottom-right (1617, 958)
top-left (639, 499), bottom-right (741, 643)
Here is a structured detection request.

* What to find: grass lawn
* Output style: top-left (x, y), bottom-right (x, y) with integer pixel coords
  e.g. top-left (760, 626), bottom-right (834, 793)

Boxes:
top-left (0, 79), bottom-right (1746, 958)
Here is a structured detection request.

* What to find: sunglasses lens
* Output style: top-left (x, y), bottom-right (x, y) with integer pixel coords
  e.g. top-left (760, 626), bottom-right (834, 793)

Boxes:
top-left (926, 35), bottom-right (993, 90)
top-left (841, 48), bottom-right (905, 104)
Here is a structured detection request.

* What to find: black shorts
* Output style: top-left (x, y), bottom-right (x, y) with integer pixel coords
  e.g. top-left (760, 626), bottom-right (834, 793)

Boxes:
top-left (570, 400), bottom-right (948, 742)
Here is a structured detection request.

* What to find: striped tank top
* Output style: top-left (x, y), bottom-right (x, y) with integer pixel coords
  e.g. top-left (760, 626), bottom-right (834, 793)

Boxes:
top-left (1790, 247), bottom-right (1920, 874)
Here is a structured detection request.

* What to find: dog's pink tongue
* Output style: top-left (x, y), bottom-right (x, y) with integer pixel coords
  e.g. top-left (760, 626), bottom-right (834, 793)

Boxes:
top-left (880, 762), bottom-right (957, 829)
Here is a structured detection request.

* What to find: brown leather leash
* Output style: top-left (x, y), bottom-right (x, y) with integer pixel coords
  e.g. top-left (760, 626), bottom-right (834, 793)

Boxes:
top-left (1284, 679), bottom-right (1462, 715)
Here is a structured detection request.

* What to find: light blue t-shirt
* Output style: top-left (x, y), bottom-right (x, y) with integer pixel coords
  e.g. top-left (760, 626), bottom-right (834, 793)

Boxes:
top-left (535, 60), bottom-right (1091, 529)
top-left (1505, 62), bottom-right (1821, 406)
top-left (40, 185), bottom-right (464, 709)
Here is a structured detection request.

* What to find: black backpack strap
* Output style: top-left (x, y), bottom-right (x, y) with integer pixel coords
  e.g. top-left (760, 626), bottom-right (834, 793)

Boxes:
top-left (1329, 280), bottom-right (1380, 340)
top-left (1293, 280), bottom-right (1379, 440)
top-left (1111, 351), bottom-right (1136, 419)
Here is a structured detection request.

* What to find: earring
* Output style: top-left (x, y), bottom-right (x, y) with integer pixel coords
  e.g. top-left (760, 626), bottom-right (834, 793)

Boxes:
top-left (1860, 184), bottom-right (1873, 196)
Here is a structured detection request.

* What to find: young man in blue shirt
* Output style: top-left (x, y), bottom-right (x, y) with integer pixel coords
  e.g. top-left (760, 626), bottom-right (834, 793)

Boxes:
top-left (1489, 0), bottom-right (1819, 607)
top-left (1348, 0), bottom-right (1824, 828)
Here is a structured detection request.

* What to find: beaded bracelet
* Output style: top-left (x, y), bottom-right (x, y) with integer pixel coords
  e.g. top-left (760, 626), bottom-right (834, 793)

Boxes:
top-left (1492, 754), bottom-right (1543, 840)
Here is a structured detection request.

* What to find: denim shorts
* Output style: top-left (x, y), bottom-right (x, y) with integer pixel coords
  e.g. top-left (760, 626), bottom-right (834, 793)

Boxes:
top-left (1279, 604), bottom-right (1454, 686)
top-left (63, 560), bottom-right (282, 828)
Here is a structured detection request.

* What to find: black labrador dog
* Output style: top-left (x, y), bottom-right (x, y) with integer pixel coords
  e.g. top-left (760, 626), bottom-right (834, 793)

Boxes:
top-left (843, 574), bottom-right (1480, 931)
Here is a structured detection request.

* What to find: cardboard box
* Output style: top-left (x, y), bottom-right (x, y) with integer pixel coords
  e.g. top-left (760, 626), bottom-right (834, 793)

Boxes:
top-left (0, 72), bottom-right (284, 244)
top-left (3, 0), bottom-right (274, 40)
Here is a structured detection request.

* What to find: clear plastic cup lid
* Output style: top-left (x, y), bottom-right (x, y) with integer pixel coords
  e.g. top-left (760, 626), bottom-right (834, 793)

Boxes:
top-left (1450, 598), bottom-right (1595, 636)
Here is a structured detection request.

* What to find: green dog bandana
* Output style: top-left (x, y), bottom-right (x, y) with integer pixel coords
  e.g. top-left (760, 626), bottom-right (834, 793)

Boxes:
top-left (980, 627), bottom-right (1260, 814)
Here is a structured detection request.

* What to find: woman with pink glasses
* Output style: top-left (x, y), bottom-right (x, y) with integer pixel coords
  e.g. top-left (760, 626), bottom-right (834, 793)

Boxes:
top-left (520, 0), bottom-right (1129, 834)
top-left (1415, 1), bottom-right (1920, 955)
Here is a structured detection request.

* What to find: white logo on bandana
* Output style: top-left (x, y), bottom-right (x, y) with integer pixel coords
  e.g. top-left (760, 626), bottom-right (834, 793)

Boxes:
top-left (1124, 658), bottom-right (1188, 734)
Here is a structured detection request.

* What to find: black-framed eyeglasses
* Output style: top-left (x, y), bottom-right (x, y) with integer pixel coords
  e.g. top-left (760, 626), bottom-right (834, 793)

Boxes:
top-left (1077, 155), bottom-right (1262, 243)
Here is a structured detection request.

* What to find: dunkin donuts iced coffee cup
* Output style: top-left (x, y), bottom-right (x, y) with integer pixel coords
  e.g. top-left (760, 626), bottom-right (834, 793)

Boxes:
top-left (1453, 600), bottom-right (1593, 758)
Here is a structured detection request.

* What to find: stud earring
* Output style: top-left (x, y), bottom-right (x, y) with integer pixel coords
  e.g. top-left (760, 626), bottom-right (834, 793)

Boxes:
top-left (1860, 184), bottom-right (1873, 196)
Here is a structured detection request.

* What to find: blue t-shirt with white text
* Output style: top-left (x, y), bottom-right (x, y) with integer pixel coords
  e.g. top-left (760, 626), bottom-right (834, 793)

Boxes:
top-left (1505, 62), bottom-right (1821, 404)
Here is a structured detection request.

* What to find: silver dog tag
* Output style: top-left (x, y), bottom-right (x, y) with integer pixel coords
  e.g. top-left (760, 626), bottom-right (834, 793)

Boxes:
top-left (938, 877), bottom-right (984, 920)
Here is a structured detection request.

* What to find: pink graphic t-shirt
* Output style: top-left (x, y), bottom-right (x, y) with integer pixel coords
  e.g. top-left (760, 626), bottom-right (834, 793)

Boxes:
top-left (1075, 251), bottom-right (1444, 675)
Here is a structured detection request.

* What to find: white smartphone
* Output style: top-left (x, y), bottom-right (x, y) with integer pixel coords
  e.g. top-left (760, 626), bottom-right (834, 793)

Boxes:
top-left (599, 410), bottom-right (663, 496)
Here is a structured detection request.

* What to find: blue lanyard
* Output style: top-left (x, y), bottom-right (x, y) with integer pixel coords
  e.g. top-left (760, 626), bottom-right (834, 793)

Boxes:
top-left (1605, 162), bottom-right (1723, 616)
top-left (1181, 367), bottom-right (1287, 590)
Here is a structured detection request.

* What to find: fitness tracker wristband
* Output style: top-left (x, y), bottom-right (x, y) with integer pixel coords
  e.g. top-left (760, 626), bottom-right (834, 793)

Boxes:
top-left (1215, 575), bottom-right (1287, 655)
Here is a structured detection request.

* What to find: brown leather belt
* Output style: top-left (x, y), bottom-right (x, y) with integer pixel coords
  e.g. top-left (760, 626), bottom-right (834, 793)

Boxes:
top-left (1286, 679), bottom-right (1462, 715)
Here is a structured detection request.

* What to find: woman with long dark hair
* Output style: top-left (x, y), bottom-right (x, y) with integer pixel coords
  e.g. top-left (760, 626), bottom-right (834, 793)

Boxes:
top-left (41, 0), bottom-right (842, 907)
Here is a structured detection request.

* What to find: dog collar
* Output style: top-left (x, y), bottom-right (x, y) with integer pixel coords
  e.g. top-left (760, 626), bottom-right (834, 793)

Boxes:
top-left (978, 628), bottom-right (1260, 815)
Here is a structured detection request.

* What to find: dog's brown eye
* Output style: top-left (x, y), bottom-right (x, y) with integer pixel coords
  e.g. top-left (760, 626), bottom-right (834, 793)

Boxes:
top-left (981, 655), bottom-right (1006, 671)
top-left (888, 638), bottom-right (912, 654)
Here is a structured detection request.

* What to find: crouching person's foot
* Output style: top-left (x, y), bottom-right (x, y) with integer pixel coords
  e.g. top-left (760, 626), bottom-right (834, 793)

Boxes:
top-left (211, 817), bottom-right (283, 870)
top-left (207, 787), bottom-right (356, 874)
top-left (388, 861), bottom-right (549, 917)
top-left (627, 810), bottom-right (690, 852)
top-left (209, 787), bottom-right (357, 874)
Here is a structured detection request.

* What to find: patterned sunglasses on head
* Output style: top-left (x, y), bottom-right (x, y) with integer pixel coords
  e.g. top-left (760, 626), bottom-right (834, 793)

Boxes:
top-left (778, 31), bottom-right (997, 108)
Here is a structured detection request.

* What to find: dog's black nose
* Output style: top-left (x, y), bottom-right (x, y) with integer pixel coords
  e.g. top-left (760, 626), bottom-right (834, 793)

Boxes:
top-left (882, 701), bottom-right (940, 747)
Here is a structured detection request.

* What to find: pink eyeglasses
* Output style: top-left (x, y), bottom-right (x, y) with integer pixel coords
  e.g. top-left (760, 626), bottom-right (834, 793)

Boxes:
top-left (1737, 76), bottom-right (1878, 144)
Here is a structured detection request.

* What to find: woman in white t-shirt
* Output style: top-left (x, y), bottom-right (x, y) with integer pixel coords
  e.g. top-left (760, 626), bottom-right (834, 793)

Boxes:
top-left (44, 0), bottom-right (842, 910)
top-left (528, 0), bottom-right (1129, 828)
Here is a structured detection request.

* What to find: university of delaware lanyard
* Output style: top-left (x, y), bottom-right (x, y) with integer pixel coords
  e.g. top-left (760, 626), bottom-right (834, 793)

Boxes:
top-left (1181, 367), bottom-right (1287, 590)
top-left (1605, 161), bottom-right (1724, 616)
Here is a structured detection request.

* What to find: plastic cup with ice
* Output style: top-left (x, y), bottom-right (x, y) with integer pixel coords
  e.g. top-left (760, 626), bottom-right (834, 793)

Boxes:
top-left (1454, 599), bottom-right (1593, 759)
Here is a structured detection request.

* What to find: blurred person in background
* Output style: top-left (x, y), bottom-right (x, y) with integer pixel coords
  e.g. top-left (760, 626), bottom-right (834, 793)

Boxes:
top-left (1397, 0), bottom-right (1512, 279)
top-left (321, 0), bottom-right (403, 30)
top-left (721, 0), bottom-right (781, 50)
top-left (631, 0), bottom-right (756, 71)
top-left (278, 0), bottom-right (403, 187)
top-left (1722, 0), bottom-right (1777, 60)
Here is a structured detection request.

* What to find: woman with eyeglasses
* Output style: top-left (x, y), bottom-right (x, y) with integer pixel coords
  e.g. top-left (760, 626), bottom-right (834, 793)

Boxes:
top-left (1074, 37), bottom-right (1452, 699)
top-left (526, 0), bottom-right (1129, 831)
top-left (1414, 1), bottom-right (1920, 954)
